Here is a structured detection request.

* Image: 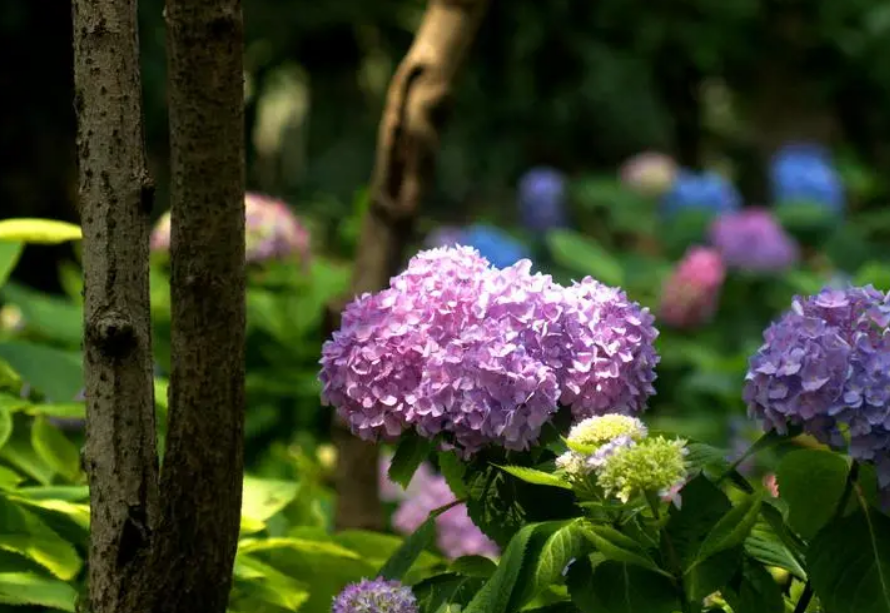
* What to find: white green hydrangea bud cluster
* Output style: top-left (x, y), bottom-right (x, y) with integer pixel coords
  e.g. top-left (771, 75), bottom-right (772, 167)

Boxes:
top-left (556, 414), bottom-right (689, 506)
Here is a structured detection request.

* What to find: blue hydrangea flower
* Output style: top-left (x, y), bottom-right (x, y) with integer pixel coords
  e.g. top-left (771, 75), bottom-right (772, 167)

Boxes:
top-left (332, 578), bottom-right (417, 613)
top-left (661, 170), bottom-right (742, 218)
top-left (460, 224), bottom-right (531, 269)
top-left (517, 166), bottom-right (567, 231)
top-left (744, 286), bottom-right (890, 488)
top-left (769, 142), bottom-right (845, 214)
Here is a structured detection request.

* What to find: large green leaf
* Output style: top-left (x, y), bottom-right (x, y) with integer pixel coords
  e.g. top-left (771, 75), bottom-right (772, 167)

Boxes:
top-left (568, 558), bottom-right (679, 613)
top-left (388, 436), bottom-right (435, 489)
top-left (0, 219), bottom-right (82, 245)
top-left (722, 559), bottom-right (784, 613)
top-left (0, 343), bottom-right (82, 403)
top-left (0, 406), bottom-right (10, 452)
top-left (776, 449), bottom-right (849, 539)
top-left (463, 523), bottom-right (539, 613)
top-left (0, 283), bottom-right (82, 347)
top-left (744, 520), bottom-right (806, 579)
top-left (0, 243), bottom-right (23, 289)
top-left (231, 555), bottom-right (310, 612)
top-left (0, 572), bottom-right (78, 611)
top-left (663, 474), bottom-right (731, 567)
top-left (694, 494), bottom-right (762, 564)
top-left (412, 573), bottom-right (486, 613)
top-left (497, 465), bottom-right (572, 490)
top-left (809, 504), bottom-right (890, 613)
top-left (31, 417), bottom-right (82, 483)
top-left (335, 530), bottom-right (441, 572)
top-left (378, 515), bottom-right (438, 581)
top-left (240, 476), bottom-right (300, 535)
top-left (0, 495), bottom-right (82, 580)
top-left (0, 421), bottom-right (55, 485)
top-left (509, 521), bottom-right (591, 608)
top-left (583, 525), bottom-right (665, 576)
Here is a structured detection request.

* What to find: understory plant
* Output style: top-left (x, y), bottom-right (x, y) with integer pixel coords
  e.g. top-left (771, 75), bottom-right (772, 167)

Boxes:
top-left (322, 245), bottom-right (890, 613)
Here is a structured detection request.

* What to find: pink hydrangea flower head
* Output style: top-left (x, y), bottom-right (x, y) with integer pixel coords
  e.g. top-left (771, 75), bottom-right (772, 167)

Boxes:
top-left (557, 277), bottom-right (660, 422)
top-left (150, 192), bottom-right (311, 264)
top-left (660, 246), bottom-right (726, 329)
top-left (709, 207), bottom-right (798, 272)
top-left (619, 152), bottom-right (679, 198)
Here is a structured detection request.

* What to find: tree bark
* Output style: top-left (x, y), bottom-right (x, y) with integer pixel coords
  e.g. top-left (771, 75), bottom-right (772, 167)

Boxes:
top-left (332, 0), bottom-right (490, 531)
top-left (73, 1), bottom-right (160, 612)
top-left (144, 2), bottom-right (246, 612)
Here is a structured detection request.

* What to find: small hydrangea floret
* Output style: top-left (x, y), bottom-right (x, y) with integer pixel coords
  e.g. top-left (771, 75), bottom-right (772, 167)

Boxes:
top-left (332, 578), bottom-right (417, 613)
top-left (566, 414), bottom-right (648, 451)
top-left (596, 436), bottom-right (689, 505)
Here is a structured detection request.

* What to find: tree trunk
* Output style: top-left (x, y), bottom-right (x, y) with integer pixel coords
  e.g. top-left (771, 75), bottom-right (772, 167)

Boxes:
top-left (72, 1), bottom-right (160, 611)
top-left (332, 0), bottom-right (490, 531)
top-left (145, 1), bottom-right (246, 612)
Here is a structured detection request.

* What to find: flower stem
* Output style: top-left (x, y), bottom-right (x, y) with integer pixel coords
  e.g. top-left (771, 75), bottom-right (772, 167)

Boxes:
top-left (792, 460), bottom-right (860, 613)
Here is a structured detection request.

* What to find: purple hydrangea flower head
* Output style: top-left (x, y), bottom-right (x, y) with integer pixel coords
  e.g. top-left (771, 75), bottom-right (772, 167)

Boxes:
top-left (619, 152), bottom-right (678, 198)
top-left (745, 286), bottom-right (890, 487)
top-left (392, 466), bottom-right (499, 560)
top-left (460, 224), bottom-right (531, 269)
top-left (321, 246), bottom-right (661, 456)
top-left (150, 192), bottom-right (311, 264)
top-left (558, 278), bottom-right (660, 421)
top-left (709, 207), bottom-right (799, 272)
top-left (659, 246), bottom-right (725, 329)
top-left (770, 142), bottom-right (845, 214)
top-left (331, 578), bottom-right (417, 613)
top-left (661, 170), bottom-right (742, 218)
top-left (517, 166), bottom-right (568, 231)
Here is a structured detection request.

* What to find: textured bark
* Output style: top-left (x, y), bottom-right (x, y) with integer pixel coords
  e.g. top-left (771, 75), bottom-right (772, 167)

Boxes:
top-left (140, 2), bottom-right (246, 612)
top-left (332, 0), bottom-right (490, 531)
top-left (72, 1), bottom-right (160, 612)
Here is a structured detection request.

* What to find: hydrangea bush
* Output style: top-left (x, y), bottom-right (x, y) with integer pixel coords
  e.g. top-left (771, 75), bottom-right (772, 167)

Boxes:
top-left (323, 246), bottom-right (890, 613)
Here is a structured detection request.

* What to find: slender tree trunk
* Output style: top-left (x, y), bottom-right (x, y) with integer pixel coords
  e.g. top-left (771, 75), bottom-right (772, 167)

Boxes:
top-left (332, 0), bottom-right (490, 531)
top-left (144, 1), bottom-right (246, 612)
top-left (73, 1), bottom-right (160, 612)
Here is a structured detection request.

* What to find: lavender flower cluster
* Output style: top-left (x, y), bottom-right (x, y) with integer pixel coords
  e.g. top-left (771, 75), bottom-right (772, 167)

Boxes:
top-left (332, 577), bottom-right (417, 613)
top-left (744, 286), bottom-right (890, 487)
top-left (320, 246), bottom-right (659, 456)
top-left (381, 457), bottom-right (499, 560)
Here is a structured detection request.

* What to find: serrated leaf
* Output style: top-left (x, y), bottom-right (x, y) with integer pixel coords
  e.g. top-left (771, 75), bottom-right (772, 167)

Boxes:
top-left (664, 475), bottom-right (731, 567)
top-left (449, 556), bottom-right (497, 578)
top-left (0, 219), bottom-right (82, 244)
top-left (508, 521), bottom-right (591, 608)
top-left (0, 495), bottom-right (82, 580)
top-left (685, 547), bottom-right (743, 601)
top-left (694, 495), bottom-right (762, 565)
top-left (0, 572), bottom-right (78, 611)
top-left (31, 418), bottom-right (82, 483)
top-left (496, 465), bottom-right (572, 490)
top-left (583, 525), bottom-right (666, 576)
top-left (776, 449), bottom-right (849, 539)
top-left (744, 521), bottom-right (806, 580)
top-left (389, 436), bottom-right (435, 489)
top-left (464, 523), bottom-right (538, 613)
top-left (809, 504), bottom-right (890, 613)
top-left (570, 558), bottom-right (679, 613)
top-left (379, 515), bottom-right (438, 581)
top-left (439, 451), bottom-right (467, 498)
top-left (413, 573), bottom-right (486, 613)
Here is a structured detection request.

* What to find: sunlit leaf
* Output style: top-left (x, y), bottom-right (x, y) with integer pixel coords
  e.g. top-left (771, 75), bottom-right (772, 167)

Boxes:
top-left (0, 219), bottom-right (82, 245)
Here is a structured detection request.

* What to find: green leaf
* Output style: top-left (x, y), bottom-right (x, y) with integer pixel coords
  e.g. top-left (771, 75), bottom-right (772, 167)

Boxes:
top-left (744, 520), bottom-right (806, 580)
top-left (0, 343), bottom-right (82, 403)
top-left (0, 243), bottom-right (23, 289)
top-left (23, 403), bottom-right (85, 420)
top-left (517, 522), bottom-right (591, 607)
top-left (694, 494), bottom-right (762, 564)
top-left (449, 556), bottom-right (497, 578)
top-left (0, 283), bottom-right (83, 347)
top-left (583, 525), bottom-right (666, 576)
top-left (0, 495), bottom-right (82, 580)
top-left (496, 465), bottom-right (572, 490)
top-left (569, 558), bottom-right (679, 613)
top-left (776, 449), bottom-right (849, 539)
top-left (0, 421), bottom-right (55, 485)
top-left (439, 451), bottom-right (467, 498)
top-left (413, 573), bottom-right (486, 613)
top-left (378, 515), bottom-right (438, 581)
top-left (809, 504), bottom-right (890, 613)
top-left (685, 547), bottom-right (743, 602)
top-left (722, 559), bottom-right (784, 613)
top-left (334, 530), bottom-right (441, 572)
top-left (0, 219), bottom-right (82, 244)
top-left (545, 230), bottom-right (624, 286)
top-left (231, 555), bottom-right (311, 612)
top-left (389, 436), bottom-right (435, 489)
top-left (31, 417), bottom-right (82, 483)
top-left (0, 572), bottom-right (78, 611)
top-left (240, 476), bottom-right (300, 535)
top-left (464, 523), bottom-right (538, 613)
top-left (0, 406), bottom-right (10, 452)
top-left (663, 474), bottom-right (731, 567)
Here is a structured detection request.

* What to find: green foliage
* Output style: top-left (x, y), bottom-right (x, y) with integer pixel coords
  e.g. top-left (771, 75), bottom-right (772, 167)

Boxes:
top-left (777, 449), bottom-right (850, 540)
